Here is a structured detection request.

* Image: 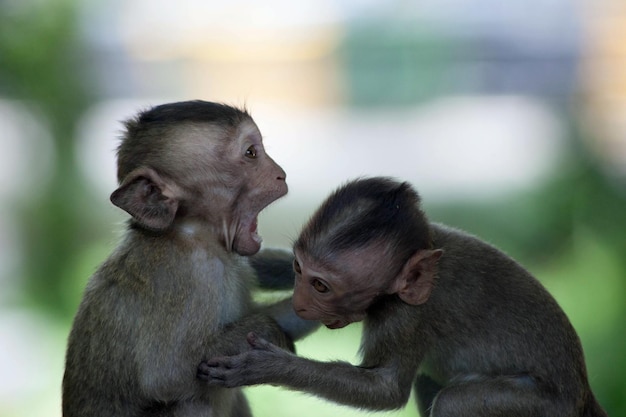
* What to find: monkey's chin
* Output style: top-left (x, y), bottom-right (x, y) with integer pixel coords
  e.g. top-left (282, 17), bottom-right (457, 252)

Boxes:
top-left (235, 235), bottom-right (262, 256)
top-left (324, 320), bottom-right (349, 329)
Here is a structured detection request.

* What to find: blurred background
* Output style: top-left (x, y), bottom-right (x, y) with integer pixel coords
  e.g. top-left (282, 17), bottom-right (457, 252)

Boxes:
top-left (1, 0), bottom-right (625, 416)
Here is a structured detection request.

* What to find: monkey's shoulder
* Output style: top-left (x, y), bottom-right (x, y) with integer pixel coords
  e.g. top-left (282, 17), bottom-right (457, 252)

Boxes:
top-left (78, 236), bottom-right (255, 319)
top-left (428, 223), bottom-right (556, 307)
top-left (430, 223), bottom-right (530, 276)
top-left (431, 223), bottom-right (504, 255)
top-left (115, 232), bottom-right (253, 278)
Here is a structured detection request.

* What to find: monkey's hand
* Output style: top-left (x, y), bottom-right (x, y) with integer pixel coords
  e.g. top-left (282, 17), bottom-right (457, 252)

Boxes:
top-left (197, 332), bottom-right (292, 388)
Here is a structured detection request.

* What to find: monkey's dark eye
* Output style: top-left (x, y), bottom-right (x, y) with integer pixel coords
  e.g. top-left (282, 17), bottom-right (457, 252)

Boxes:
top-left (293, 259), bottom-right (302, 274)
top-left (245, 145), bottom-right (257, 159)
top-left (311, 279), bottom-right (329, 293)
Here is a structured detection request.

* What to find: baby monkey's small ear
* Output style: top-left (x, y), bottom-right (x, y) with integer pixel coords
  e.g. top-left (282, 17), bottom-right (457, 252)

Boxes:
top-left (392, 249), bottom-right (443, 306)
top-left (110, 167), bottom-right (180, 232)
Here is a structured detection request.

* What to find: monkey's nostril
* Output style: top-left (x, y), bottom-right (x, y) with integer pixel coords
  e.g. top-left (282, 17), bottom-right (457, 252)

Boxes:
top-left (276, 167), bottom-right (287, 181)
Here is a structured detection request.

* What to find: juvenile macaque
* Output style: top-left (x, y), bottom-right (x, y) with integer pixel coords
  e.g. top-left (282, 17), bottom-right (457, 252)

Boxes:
top-left (199, 177), bottom-right (607, 417)
top-left (62, 101), bottom-right (316, 417)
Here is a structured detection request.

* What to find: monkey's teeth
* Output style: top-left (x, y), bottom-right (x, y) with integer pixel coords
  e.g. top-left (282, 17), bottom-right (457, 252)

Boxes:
top-left (250, 217), bottom-right (262, 243)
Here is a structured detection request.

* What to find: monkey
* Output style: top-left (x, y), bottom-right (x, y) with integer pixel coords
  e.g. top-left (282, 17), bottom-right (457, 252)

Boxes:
top-left (62, 100), bottom-right (318, 417)
top-left (198, 177), bottom-right (608, 417)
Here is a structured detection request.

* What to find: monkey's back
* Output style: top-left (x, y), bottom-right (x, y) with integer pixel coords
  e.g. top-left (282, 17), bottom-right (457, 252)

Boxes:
top-left (422, 223), bottom-right (592, 408)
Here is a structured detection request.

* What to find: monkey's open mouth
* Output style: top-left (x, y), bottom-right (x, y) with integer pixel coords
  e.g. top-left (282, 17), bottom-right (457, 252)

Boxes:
top-left (324, 319), bottom-right (348, 329)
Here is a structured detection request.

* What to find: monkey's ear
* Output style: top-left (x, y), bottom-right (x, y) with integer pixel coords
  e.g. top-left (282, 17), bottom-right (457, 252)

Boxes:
top-left (393, 249), bottom-right (443, 306)
top-left (110, 167), bottom-right (180, 232)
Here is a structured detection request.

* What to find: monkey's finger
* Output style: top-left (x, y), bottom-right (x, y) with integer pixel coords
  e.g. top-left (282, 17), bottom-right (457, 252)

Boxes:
top-left (204, 357), bottom-right (236, 369)
top-left (246, 332), bottom-right (272, 350)
top-left (198, 361), bottom-right (212, 373)
top-left (201, 372), bottom-right (228, 386)
top-left (196, 368), bottom-right (211, 381)
top-left (197, 361), bottom-right (223, 379)
top-left (196, 363), bottom-right (216, 381)
top-left (197, 363), bottom-right (232, 384)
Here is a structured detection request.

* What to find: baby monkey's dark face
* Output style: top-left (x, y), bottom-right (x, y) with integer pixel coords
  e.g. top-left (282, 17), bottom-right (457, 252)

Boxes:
top-left (291, 246), bottom-right (393, 329)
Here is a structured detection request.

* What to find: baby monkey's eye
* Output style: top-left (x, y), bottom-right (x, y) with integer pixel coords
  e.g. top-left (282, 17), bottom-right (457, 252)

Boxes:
top-left (245, 145), bottom-right (257, 159)
top-left (311, 278), bottom-right (329, 293)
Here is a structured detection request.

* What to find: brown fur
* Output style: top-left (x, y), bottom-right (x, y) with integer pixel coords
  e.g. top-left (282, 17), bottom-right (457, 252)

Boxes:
top-left (62, 101), bottom-right (316, 417)
top-left (200, 177), bottom-right (607, 417)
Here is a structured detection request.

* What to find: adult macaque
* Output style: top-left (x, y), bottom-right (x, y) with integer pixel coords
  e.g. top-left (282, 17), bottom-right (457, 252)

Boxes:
top-left (199, 177), bottom-right (607, 417)
top-left (62, 101), bottom-right (316, 417)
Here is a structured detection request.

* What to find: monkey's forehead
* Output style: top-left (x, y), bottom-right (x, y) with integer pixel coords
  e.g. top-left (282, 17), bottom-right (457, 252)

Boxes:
top-left (295, 241), bottom-right (392, 274)
top-left (154, 121), bottom-right (261, 162)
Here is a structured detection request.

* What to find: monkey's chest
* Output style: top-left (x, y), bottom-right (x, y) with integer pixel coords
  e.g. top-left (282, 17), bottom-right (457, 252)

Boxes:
top-left (181, 276), bottom-right (249, 330)
top-left (185, 253), bottom-right (252, 326)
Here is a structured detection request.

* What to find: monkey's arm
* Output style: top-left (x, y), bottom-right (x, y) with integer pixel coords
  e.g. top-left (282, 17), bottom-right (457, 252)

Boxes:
top-left (208, 298), bottom-right (318, 358)
top-left (250, 248), bottom-right (295, 290)
top-left (208, 313), bottom-right (298, 356)
top-left (198, 333), bottom-right (416, 411)
top-left (249, 249), bottom-right (320, 339)
top-left (135, 303), bottom-right (308, 405)
top-left (258, 297), bottom-right (320, 341)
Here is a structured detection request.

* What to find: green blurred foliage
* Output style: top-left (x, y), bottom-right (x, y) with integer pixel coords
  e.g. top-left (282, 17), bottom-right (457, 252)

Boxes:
top-left (340, 22), bottom-right (458, 107)
top-left (0, 0), bottom-right (98, 317)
